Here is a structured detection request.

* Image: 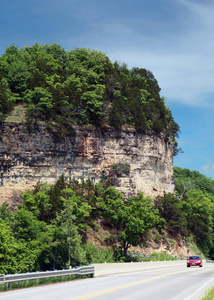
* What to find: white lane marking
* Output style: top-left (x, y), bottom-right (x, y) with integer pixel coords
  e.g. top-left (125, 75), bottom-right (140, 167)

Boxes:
top-left (183, 277), bottom-right (214, 300)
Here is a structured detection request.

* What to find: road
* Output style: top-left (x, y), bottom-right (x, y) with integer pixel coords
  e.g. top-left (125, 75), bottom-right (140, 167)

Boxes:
top-left (1, 264), bottom-right (214, 300)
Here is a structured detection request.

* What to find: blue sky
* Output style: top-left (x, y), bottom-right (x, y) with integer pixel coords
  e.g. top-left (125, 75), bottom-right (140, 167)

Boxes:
top-left (1, 0), bottom-right (214, 178)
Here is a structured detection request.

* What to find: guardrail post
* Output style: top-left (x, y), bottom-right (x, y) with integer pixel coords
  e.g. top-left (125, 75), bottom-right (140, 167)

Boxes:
top-left (0, 274), bottom-right (5, 285)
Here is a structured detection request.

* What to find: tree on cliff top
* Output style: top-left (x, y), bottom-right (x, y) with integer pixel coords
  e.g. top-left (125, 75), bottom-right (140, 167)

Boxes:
top-left (0, 43), bottom-right (180, 151)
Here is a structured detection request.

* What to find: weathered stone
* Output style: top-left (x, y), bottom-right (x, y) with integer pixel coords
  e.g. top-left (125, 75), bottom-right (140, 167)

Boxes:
top-left (0, 123), bottom-right (175, 204)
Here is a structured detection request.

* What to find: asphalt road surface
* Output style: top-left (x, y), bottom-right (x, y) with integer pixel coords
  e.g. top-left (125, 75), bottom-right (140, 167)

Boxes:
top-left (1, 264), bottom-right (214, 300)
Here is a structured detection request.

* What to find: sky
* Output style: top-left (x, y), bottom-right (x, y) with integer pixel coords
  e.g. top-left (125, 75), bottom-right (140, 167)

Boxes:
top-left (1, 0), bottom-right (214, 178)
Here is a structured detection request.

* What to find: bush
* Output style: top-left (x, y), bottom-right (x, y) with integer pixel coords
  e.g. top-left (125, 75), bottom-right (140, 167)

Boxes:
top-left (84, 242), bottom-right (114, 263)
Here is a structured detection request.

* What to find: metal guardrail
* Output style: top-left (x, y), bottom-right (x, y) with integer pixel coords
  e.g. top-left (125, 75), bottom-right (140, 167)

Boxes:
top-left (2, 261), bottom-right (213, 286)
top-left (0, 265), bottom-right (94, 285)
top-left (0, 274), bottom-right (5, 284)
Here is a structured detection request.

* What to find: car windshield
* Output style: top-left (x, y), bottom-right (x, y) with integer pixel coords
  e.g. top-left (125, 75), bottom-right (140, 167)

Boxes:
top-left (188, 256), bottom-right (200, 260)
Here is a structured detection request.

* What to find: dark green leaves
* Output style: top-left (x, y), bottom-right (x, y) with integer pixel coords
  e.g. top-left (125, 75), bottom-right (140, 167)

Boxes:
top-left (0, 43), bottom-right (179, 142)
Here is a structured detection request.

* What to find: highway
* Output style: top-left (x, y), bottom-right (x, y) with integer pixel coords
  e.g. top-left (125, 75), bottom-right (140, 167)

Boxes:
top-left (1, 264), bottom-right (214, 300)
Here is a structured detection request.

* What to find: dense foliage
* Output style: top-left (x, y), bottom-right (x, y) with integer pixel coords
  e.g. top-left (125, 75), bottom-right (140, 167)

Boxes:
top-left (170, 167), bottom-right (214, 255)
top-left (1, 167), bottom-right (214, 274)
top-left (0, 176), bottom-right (163, 274)
top-left (155, 190), bottom-right (214, 256)
top-left (174, 166), bottom-right (214, 199)
top-left (0, 43), bottom-right (179, 143)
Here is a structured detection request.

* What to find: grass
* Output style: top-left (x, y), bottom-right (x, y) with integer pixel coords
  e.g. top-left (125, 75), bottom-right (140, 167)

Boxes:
top-left (127, 251), bottom-right (178, 262)
top-left (4, 105), bottom-right (26, 123)
top-left (4, 116), bottom-right (26, 123)
top-left (0, 274), bottom-right (92, 292)
top-left (151, 251), bottom-right (177, 261)
top-left (201, 286), bottom-right (214, 300)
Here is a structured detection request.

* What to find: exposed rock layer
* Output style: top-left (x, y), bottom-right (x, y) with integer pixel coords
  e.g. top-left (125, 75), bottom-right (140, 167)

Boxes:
top-left (0, 123), bottom-right (175, 204)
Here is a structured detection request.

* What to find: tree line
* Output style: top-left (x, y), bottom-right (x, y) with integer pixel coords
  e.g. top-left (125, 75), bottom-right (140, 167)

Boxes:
top-left (1, 167), bottom-right (214, 274)
top-left (0, 43), bottom-right (179, 151)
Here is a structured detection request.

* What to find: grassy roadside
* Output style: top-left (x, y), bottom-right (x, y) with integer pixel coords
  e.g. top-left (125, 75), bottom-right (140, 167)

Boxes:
top-left (201, 286), bottom-right (214, 300)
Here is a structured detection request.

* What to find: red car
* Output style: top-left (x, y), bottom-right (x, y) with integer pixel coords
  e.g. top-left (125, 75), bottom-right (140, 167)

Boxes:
top-left (187, 256), bottom-right (203, 267)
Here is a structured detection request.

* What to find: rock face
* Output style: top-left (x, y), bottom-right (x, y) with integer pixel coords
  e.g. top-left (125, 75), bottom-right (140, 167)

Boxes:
top-left (0, 122), bottom-right (175, 204)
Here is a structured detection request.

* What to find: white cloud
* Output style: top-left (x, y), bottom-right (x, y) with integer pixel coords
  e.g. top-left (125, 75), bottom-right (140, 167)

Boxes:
top-left (201, 161), bottom-right (214, 173)
top-left (98, 0), bottom-right (214, 107)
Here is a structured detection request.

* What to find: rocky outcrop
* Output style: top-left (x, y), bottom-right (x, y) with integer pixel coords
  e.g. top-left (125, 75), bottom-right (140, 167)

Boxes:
top-left (0, 122), bottom-right (175, 204)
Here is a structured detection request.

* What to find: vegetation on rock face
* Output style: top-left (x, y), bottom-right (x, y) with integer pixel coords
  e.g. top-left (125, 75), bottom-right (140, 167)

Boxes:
top-left (0, 43), bottom-right (179, 151)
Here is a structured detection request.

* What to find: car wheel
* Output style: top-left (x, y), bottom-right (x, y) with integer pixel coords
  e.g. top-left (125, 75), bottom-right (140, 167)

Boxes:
top-left (200, 265), bottom-right (203, 267)
top-left (187, 265), bottom-right (190, 267)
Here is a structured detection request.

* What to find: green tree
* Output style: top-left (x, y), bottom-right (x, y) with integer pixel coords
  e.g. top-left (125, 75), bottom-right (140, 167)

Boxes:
top-left (98, 188), bottom-right (161, 259)
top-left (0, 77), bottom-right (15, 121)
top-left (24, 87), bottom-right (53, 120)
top-left (174, 166), bottom-right (214, 196)
top-left (183, 190), bottom-right (214, 255)
top-left (13, 208), bottom-right (44, 242)
top-left (0, 218), bottom-right (38, 274)
top-left (61, 188), bottom-right (92, 232)
top-left (21, 182), bottom-right (52, 222)
top-left (0, 201), bottom-right (12, 221)
top-left (155, 193), bottom-right (187, 236)
top-left (0, 44), bottom-right (30, 99)
top-left (55, 198), bottom-right (87, 267)
top-left (0, 43), bottom-right (180, 144)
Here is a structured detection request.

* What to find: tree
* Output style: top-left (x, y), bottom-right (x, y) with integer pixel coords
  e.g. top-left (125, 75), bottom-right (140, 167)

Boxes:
top-left (155, 193), bottom-right (188, 236)
top-left (24, 87), bottom-right (53, 120)
top-left (0, 218), bottom-right (38, 274)
top-left (98, 188), bottom-right (161, 259)
top-left (55, 198), bottom-right (87, 267)
top-left (0, 201), bottom-right (12, 221)
top-left (13, 208), bottom-right (46, 242)
top-left (174, 166), bottom-right (214, 196)
top-left (0, 77), bottom-right (15, 121)
top-left (0, 43), bottom-right (180, 144)
top-left (60, 188), bottom-right (92, 232)
top-left (20, 182), bottom-right (52, 222)
top-left (183, 190), bottom-right (214, 255)
top-left (0, 44), bottom-right (30, 99)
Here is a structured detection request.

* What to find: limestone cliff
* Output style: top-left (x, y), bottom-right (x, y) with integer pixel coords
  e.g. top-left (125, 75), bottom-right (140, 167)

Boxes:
top-left (0, 122), bottom-right (175, 205)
